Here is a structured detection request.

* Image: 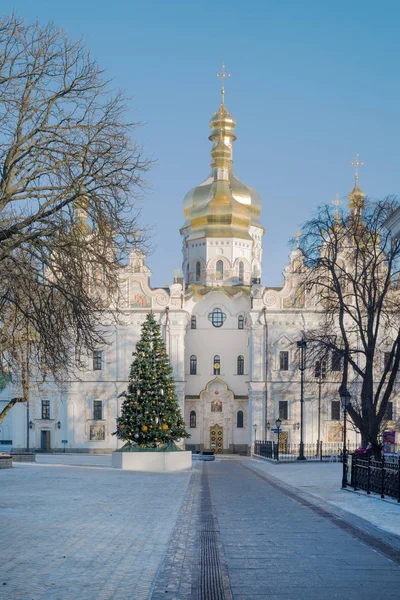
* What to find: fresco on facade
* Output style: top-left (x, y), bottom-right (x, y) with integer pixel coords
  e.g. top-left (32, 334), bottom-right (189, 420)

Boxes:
top-left (327, 423), bottom-right (342, 443)
top-left (130, 281), bottom-right (151, 308)
top-left (90, 424), bottom-right (105, 441)
top-left (211, 398), bottom-right (223, 412)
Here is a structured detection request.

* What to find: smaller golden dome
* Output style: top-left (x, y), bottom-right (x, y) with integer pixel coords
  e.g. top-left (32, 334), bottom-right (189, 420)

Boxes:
top-left (348, 178), bottom-right (365, 215)
top-left (209, 104), bottom-right (236, 142)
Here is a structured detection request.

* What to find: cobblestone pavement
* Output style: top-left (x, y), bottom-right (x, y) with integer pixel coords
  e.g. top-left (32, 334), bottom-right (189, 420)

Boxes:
top-left (249, 457), bottom-right (400, 537)
top-left (150, 464), bottom-right (201, 600)
top-left (1, 457), bottom-right (191, 600)
top-left (207, 459), bottom-right (400, 600)
top-left (3, 456), bottom-right (400, 600)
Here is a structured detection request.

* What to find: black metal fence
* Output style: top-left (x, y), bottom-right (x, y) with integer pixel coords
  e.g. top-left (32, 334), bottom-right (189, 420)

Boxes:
top-left (254, 440), bottom-right (277, 460)
top-left (348, 453), bottom-right (400, 501)
top-left (254, 440), bottom-right (360, 462)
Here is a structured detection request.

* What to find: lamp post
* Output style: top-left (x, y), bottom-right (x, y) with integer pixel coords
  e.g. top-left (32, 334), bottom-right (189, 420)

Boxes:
top-left (340, 388), bottom-right (351, 488)
top-left (315, 359), bottom-right (327, 458)
top-left (253, 422), bottom-right (257, 442)
top-left (297, 337), bottom-right (307, 461)
top-left (275, 417), bottom-right (282, 461)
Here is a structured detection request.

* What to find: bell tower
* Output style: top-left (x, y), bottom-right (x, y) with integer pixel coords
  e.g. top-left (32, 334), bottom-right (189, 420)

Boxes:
top-left (180, 64), bottom-right (264, 289)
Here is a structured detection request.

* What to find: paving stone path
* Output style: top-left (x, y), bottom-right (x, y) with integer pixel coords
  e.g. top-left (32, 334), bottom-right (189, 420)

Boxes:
top-left (3, 456), bottom-right (400, 600)
top-left (207, 460), bottom-right (400, 600)
top-left (1, 460), bottom-right (191, 600)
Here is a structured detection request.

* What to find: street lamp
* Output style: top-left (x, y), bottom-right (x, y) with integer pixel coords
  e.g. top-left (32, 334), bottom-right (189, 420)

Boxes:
top-left (297, 337), bottom-right (307, 461)
top-left (315, 359), bottom-right (327, 458)
top-left (275, 417), bottom-right (282, 461)
top-left (340, 387), bottom-right (351, 488)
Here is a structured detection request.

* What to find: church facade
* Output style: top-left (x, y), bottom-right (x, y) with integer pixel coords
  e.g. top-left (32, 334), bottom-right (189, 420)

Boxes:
top-left (1, 91), bottom-right (379, 454)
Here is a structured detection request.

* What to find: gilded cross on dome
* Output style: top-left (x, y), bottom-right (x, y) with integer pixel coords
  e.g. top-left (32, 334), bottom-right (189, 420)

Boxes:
top-left (216, 61), bottom-right (231, 104)
top-left (351, 153), bottom-right (364, 183)
top-left (332, 193), bottom-right (342, 219)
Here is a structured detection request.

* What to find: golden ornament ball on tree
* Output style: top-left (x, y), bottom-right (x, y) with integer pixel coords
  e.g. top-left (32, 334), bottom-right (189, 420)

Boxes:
top-left (162, 424), bottom-right (169, 430)
top-left (141, 425), bottom-right (148, 432)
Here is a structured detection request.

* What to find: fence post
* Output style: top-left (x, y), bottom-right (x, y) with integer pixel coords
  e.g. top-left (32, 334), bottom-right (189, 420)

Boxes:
top-left (381, 454), bottom-right (385, 499)
top-left (353, 454), bottom-right (357, 491)
top-left (367, 454), bottom-right (371, 495)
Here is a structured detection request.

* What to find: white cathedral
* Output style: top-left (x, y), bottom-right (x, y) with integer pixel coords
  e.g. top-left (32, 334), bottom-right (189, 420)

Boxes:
top-left (1, 89), bottom-right (376, 455)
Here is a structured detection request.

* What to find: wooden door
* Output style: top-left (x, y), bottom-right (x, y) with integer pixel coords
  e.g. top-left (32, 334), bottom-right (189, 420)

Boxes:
top-left (41, 430), bottom-right (51, 451)
top-left (210, 425), bottom-right (223, 453)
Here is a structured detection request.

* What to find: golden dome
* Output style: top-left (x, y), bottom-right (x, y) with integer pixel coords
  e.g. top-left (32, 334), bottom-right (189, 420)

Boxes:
top-left (209, 104), bottom-right (237, 142)
top-left (182, 99), bottom-right (262, 237)
top-left (348, 177), bottom-right (365, 216)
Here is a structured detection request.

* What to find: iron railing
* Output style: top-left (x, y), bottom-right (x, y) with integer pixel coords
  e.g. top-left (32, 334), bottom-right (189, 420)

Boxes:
top-left (349, 453), bottom-right (400, 502)
top-left (253, 440), bottom-right (360, 462)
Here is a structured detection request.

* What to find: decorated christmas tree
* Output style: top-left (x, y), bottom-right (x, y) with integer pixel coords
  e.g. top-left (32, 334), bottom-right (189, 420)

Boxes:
top-left (114, 312), bottom-right (189, 450)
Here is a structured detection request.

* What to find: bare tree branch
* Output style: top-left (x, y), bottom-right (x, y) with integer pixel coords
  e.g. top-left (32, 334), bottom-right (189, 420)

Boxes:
top-left (298, 196), bottom-right (400, 455)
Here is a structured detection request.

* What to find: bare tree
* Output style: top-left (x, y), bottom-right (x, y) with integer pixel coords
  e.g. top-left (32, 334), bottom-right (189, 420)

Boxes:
top-left (0, 14), bottom-right (150, 420)
top-left (0, 15), bottom-right (150, 424)
top-left (0, 301), bottom-right (46, 451)
top-left (298, 194), bottom-right (400, 456)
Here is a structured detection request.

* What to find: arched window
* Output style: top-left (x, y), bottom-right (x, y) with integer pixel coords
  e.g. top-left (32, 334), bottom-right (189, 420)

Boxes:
top-left (191, 316), bottom-right (197, 329)
top-left (238, 315), bottom-right (244, 329)
top-left (190, 355), bottom-right (197, 375)
top-left (208, 307), bottom-right (226, 328)
top-left (238, 261), bottom-right (244, 282)
top-left (237, 355), bottom-right (244, 375)
top-left (216, 260), bottom-right (224, 280)
top-left (190, 410), bottom-right (196, 428)
top-left (213, 355), bottom-right (221, 375)
top-left (196, 261), bottom-right (201, 282)
top-left (237, 410), bottom-right (244, 428)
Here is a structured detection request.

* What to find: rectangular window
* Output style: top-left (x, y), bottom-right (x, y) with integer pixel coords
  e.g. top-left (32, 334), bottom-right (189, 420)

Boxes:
top-left (384, 402), bottom-right (393, 421)
top-left (279, 400), bottom-right (288, 420)
top-left (93, 401), bottom-right (103, 420)
top-left (41, 400), bottom-right (50, 420)
top-left (279, 351), bottom-right (289, 371)
top-left (93, 351), bottom-right (102, 371)
top-left (331, 400), bottom-right (341, 421)
top-left (190, 355), bottom-right (197, 375)
top-left (384, 352), bottom-right (392, 371)
top-left (237, 355), bottom-right (244, 375)
top-left (331, 351), bottom-right (341, 372)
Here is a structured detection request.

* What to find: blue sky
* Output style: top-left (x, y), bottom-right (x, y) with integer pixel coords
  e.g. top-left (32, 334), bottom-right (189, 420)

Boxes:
top-left (8, 0), bottom-right (400, 286)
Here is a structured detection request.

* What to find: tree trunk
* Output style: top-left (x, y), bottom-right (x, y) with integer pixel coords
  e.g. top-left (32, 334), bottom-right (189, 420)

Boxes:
top-left (0, 397), bottom-right (25, 424)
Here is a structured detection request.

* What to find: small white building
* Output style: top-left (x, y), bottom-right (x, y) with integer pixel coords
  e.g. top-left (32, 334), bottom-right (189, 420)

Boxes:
top-left (3, 92), bottom-right (387, 454)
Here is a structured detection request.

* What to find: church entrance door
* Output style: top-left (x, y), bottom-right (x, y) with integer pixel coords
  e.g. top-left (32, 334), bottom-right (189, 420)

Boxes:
top-left (278, 430), bottom-right (288, 453)
top-left (41, 430), bottom-right (51, 451)
top-left (210, 425), bottom-right (223, 453)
